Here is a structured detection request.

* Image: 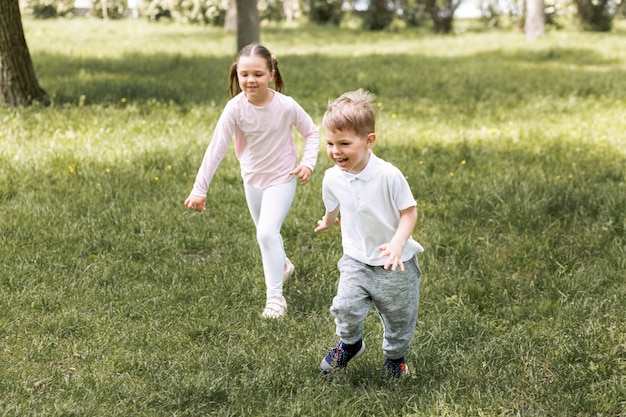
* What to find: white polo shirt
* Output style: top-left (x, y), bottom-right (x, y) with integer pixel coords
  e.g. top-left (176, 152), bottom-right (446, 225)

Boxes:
top-left (321, 151), bottom-right (424, 266)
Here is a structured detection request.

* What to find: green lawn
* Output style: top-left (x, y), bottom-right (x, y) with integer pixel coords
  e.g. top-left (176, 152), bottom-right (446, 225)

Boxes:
top-left (0, 17), bottom-right (624, 416)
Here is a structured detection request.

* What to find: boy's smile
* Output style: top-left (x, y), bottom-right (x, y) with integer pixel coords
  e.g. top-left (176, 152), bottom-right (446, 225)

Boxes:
top-left (324, 130), bottom-right (376, 174)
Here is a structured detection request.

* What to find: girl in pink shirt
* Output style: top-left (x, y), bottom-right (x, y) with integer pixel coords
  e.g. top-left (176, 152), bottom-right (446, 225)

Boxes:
top-left (185, 44), bottom-right (320, 318)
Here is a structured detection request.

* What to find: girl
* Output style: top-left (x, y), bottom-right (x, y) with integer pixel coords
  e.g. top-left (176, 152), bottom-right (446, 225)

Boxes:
top-left (185, 44), bottom-right (319, 319)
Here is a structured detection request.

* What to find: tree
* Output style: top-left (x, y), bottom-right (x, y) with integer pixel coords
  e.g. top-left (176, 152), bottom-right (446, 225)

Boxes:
top-left (525, 0), bottom-right (545, 40)
top-left (0, 0), bottom-right (50, 106)
top-left (225, 0), bottom-right (237, 32)
top-left (573, 0), bottom-right (614, 31)
top-left (362, 0), bottom-right (395, 30)
top-left (236, 0), bottom-right (260, 51)
top-left (426, 0), bottom-right (460, 34)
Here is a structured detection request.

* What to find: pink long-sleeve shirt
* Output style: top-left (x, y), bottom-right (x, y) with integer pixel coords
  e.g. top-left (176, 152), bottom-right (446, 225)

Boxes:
top-left (191, 90), bottom-right (320, 196)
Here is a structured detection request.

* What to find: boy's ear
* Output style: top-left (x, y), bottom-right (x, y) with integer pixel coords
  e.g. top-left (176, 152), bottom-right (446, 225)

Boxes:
top-left (366, 132), bottom-right (376, 147)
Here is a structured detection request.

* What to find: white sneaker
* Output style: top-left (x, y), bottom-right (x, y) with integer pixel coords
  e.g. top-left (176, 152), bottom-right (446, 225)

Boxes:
top-left (283, 258), bottom-right (295, 283)
top-left (261, 295), bottom-right (287, 319)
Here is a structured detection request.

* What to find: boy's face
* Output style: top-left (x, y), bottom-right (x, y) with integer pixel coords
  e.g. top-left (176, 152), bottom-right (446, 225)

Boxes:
top-left (324, 129), bottom-right (375, 174)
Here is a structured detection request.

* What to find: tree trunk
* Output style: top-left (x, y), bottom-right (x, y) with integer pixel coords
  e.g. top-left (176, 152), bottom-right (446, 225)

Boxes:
top-left (225, 0), bottom-right (237, 33)
top-left (283, 0), bottom-right (293, 23)
top-left (102, 0), bottom-right (109, 20)
top-left (236, 0), bottom-right (259, 52)
top-left (0, 0), bottom-right (50, 106)
top-left (525, 0), bottom-right (545, 40)
top-left (426, 0), bottom-right (457, 34)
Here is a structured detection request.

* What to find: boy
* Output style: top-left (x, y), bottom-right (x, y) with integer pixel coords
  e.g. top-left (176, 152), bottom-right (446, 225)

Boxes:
top-left (314, 89), bottom-right (424, 377)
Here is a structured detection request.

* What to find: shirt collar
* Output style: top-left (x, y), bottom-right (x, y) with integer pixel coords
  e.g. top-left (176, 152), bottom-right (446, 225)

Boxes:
top-left (342, 150), bottom-right (377, 182)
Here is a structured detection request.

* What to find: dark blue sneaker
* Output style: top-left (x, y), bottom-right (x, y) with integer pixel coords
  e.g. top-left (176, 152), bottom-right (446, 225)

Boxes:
top-left (381, 357), bottom-right (408, 378)
top-left (320, 340), bottom-right (366, 374)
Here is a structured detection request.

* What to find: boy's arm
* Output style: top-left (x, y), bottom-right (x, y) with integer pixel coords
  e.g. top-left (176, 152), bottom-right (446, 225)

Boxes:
top-left (379, 206), bottom-right (418, 272)
top-left (314, 206), bottom-right (340, 232)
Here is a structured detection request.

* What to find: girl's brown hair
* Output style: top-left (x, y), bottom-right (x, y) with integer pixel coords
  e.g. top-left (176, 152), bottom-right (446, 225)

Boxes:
top-left (228, 44), bottom-right (284, 97)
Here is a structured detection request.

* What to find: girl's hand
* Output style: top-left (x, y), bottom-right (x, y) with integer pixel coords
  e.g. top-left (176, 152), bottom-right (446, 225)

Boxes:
top-left (289, 165), bottom-right (312, 184)
top-left (185, 195), bottom-right (206, 212)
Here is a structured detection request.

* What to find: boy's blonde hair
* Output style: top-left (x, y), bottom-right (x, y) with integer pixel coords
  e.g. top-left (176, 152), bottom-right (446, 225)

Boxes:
top-left (322, 89), bottom-right (376, 138)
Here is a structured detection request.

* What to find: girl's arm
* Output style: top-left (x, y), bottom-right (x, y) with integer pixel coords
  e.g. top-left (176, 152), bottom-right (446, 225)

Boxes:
top-left (292, 100), bottom-right (320, 174)
top-left (378, 206), bottom-right (417, 272)
top-left (184, 195), bottom-right (206, 212)
top-left (188, 101), bottom-right (237, 199)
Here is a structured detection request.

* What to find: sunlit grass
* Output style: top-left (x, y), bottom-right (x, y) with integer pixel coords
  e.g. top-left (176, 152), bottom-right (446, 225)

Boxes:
top-left (0, 17), bottom-right (624, 416)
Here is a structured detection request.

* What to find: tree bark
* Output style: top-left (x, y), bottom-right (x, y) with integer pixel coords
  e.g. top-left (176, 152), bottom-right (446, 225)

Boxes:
top-left (0, 0), bottom-right (50, 106)
top-left (426, 0), bottom-right (458, 34)
top-left (525, 0), bottom-right (545, 40)
top-left (225, 0), bottom-right (237, 33)
top-left (236, 0), bottom-right (259, 52)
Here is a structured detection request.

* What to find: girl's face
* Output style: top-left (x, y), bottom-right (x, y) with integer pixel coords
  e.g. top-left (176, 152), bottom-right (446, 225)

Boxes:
top-left (324, 129), bottom-right (376, 174)
top-left (236, 55), bottom-right (274, 106)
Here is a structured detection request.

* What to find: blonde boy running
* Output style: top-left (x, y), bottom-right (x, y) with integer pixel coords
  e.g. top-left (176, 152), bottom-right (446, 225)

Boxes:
top-left (315, 89), bottom-right (423, 377)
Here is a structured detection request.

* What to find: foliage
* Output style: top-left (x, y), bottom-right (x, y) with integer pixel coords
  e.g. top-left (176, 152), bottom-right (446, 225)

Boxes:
top-left (618, 0), bottom-right (626, 16)
top-left (358, 0), bottom-right (395, 30)
top-left (258, 0), bottom-right (288, 21)
top-left (22, 0), bottom-right (75, 18)
top-left (2, 18), bottom-right (625, 416)
top-left (145, 0), bottom-right (228, 25)
top-left (93, 0), bottom-right (127, 19)
top-left (396, 0), bottom-right (429, 26)
top-left (306, 0), bottom-right (345, 24)
top-left (572, 0), bottom-right (616, 30)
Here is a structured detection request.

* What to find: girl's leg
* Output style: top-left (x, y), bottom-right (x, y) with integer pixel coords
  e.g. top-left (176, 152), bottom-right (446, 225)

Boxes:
top-left (244, 179), bottom-right (296, 298)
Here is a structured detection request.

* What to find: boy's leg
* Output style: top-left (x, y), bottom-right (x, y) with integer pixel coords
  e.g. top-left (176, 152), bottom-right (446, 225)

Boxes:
top-left (330, 255), bottom-right (373, 344)
top-left (321, 255), bottom-right (371, 372)
top-left (372, 256), bottom-right (421, 360)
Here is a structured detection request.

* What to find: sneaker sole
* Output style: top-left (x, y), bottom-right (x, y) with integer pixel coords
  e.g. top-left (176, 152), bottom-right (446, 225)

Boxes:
top-left (320, 340), bottom-right (366, 373)
top-left (382, 362), bottom-right (409, 378)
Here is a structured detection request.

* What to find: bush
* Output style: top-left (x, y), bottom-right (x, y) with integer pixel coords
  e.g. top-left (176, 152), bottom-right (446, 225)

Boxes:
top-left (146, 0), bottom-right (228, 25)
top-left (359, 0), bottom-right (395, 30)
top-left (396, 0), bottom-right (428, 27)
top-left (307, 0), bottom-right (344, 25)
top-left (93, 0), bottom-right (127, 19)
top-left (573, 0), bottom-right (615, 31)
top-left (259, 0), bottom-right (287, 21)
top-left (23, 0), bottom-right (75, 18)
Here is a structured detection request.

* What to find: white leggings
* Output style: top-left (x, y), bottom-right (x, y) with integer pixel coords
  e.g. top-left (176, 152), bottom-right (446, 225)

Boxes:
top-left (244, 178), bottom-right (296, 298)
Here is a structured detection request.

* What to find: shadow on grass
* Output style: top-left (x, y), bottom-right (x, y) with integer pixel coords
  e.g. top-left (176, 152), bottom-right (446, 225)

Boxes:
top-left (33, 47), bottom-right (624, 108)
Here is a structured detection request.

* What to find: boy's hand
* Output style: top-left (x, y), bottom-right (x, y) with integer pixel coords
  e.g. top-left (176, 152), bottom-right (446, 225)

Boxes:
top-left (314, 215), bottom-right (340, 232)
top-left (185, 195), bottom-right (206, 212)
top-left (379, 242), bottom-right (405, 272)
top-left (289, 165), bottom-right (312, 184)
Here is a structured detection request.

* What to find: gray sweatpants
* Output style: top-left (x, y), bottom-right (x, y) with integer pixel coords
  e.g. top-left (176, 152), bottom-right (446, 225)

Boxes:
top-left (330, 254), bottom-right (421, 360)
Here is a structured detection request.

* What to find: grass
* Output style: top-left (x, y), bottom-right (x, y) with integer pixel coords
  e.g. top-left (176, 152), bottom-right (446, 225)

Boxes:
top-left (1, 17), bottom-right (625, 416)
